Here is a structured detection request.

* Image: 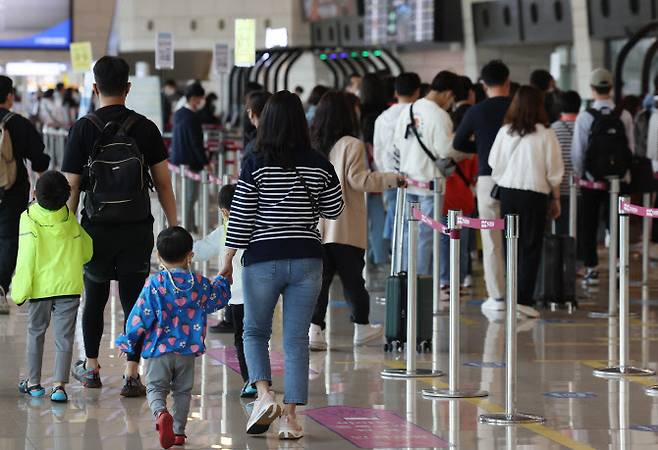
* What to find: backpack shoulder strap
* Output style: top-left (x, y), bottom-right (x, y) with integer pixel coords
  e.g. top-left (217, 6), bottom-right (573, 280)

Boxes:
top-left (586, 108), bottom-right (601, 120)
top-left (408, 102), bottom-right (437, 163)
top-left (0, 111), bottom-right (15, 128)
top-left (120, 111), bottom-right (142, 135)
top-left (83, 113), bottom-right (105, 132)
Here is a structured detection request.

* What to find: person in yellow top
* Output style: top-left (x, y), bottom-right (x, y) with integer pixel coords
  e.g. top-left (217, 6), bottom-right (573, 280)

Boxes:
top-left (11, 171), bottom-right (92, 403)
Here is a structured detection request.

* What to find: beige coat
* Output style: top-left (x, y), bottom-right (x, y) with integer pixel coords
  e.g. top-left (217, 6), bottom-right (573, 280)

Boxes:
top-left (318, 136), bottom-right (399, 250)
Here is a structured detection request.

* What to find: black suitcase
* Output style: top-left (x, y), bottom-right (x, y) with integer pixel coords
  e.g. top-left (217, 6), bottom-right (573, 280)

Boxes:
top-left (534, 234), bottom-right (577, 308)
top-left (384, 273), bottom-right (433, 352)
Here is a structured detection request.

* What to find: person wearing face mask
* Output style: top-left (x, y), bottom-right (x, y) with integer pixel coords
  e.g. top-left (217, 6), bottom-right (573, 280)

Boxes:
top-left (61, 56), bottom-right (177, 397)
top-left (393, 70), bottom-right (466, 275)
top-left (161, 79), bottom-right (180, 131)
top-left (242, 90), bottom-right (272, 163)
top-left (197, 92), bottom-right (220, 125)
top-left (170, 82), bottom-right (210, 233)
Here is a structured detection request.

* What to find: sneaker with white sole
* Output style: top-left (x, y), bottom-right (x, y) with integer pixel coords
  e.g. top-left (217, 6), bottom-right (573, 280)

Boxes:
top-left (462, 275), bottom-right (473, 288)
top-left (481, 297), bottom-right (505, 311)
top-left (278, 414), bottom-right (304, 440)
top-left (353, 323), bottom-right (384, 346)
top-left (516, 304), bottom-right (540, 318)
top-left (582, 269), bottom-right (599, 286)
top-left (0, 287), bottom-right (9, 315)
top-left (308, 324), bottom-right (327, 351)
top-left (246, 391), bottom-right (281, 435)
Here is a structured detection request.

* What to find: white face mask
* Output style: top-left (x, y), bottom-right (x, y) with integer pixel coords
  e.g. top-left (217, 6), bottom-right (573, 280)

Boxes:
top-left (197, 99), bottom-right (206, 111)
top-left (164, 86), bottom-right (176, 97)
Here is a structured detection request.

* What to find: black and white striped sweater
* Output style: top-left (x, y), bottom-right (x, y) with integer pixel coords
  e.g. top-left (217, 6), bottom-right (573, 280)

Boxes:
top-left (226, 151), bottom-right (344, 266)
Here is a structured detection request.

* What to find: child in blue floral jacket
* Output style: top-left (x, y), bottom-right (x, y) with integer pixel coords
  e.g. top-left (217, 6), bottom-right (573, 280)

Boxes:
top-left (116, 226), bottom-right (230, 449)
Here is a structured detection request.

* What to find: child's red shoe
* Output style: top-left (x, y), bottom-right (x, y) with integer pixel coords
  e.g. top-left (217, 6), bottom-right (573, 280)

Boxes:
top-left (155, 410), bottom-right (175, 449)
top-left (174, 434), bottom-right (186, 446)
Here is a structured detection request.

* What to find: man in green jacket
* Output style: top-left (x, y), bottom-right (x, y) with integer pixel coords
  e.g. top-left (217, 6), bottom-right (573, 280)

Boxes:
top-left (12, 171), bottom-right (92, 403)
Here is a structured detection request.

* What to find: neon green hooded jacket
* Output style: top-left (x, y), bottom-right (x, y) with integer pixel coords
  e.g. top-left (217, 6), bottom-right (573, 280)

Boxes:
top-left (11, 203), bottom-right (93, 305)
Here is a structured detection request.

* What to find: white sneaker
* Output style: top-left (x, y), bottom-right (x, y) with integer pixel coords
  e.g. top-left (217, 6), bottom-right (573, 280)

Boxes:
top-left (308, 324), bottom-right (327, 351)
top-left (246, 391), bottom-right (281, 435)
top-left (354, 324), bottom-right (384, 346)
top-left (0, 287), bottom-right (9, 315)
top-left (516, 318), bottom-right (538, 333)
top-left (462, 275), bottom-right (473, 288)
top-left (481, 297), bottom-right (505, 312)
top-left (481, 308), bottom-right (505, 323)
top-left (516, 304), bottom-right (540, 318)
top-left (278, 414), bottom-right (304, 440)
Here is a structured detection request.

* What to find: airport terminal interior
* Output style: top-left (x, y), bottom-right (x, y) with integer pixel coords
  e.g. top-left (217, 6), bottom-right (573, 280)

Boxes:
top-left (5, 0), bottom-right (658, 449)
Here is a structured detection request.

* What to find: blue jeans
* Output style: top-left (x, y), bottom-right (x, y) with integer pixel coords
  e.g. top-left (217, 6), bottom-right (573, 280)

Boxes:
top-left (383, 188), bottom-right (397, 241)
top-left (242, 258), bottom-right (322, 405)
top-left (402, 194), bottom-right (434, 276)
top-left (439, 216), bottom-right (470, 285)
top-left (367, 194), bottom-right (387, 264)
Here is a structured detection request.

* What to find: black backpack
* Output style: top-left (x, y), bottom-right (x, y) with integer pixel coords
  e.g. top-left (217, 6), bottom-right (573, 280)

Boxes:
top-left (81, 112), bottom-right (153, 223)
top-left (583, 107), bottom-right (632, 180)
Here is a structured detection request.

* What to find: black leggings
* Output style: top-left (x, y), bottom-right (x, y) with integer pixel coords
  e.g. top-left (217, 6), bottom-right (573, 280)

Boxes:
top-left (231, 304), bottom-right (249, 382)
top-left (83, 273), bottom-right (148, 363)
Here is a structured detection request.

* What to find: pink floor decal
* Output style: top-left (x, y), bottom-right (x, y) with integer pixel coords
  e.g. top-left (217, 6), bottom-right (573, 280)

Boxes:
top-left (305, 406), bottom-right (450, 448)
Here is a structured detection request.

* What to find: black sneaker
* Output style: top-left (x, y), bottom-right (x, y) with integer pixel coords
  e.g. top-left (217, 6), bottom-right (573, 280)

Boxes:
top-left (209, 320), bottom-right (234, 334)
top-left (120, 375), bottom-right (146, 398)
top-left (71, 360), bottom-right (102, 388)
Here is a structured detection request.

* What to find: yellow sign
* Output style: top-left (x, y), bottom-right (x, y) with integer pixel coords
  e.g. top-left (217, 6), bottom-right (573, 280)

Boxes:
top-left (70, 41), bottom-right (93, 73)
top-left (234, 19), bottom-right (256, 67)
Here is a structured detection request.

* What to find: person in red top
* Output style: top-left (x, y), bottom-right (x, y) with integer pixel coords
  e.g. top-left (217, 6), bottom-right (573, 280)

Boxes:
top-left (440, 155), bottom-right (478, 291)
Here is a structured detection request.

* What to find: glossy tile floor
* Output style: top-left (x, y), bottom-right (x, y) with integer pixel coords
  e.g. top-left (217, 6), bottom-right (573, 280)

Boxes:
top-left (4, 247), bottom-right (658, 449)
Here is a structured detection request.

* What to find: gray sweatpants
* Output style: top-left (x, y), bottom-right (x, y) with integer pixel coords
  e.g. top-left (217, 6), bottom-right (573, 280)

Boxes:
top-left (26, 297), bottom-right (79, 385)
top-left (144, 353), bottom-right (196, 435)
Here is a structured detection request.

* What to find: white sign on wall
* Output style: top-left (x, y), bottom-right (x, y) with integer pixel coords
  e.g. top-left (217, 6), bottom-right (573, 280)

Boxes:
top-left (214, 43), bottom-right (230, 74)
top-left (155, 32), bottom-right (174, 70)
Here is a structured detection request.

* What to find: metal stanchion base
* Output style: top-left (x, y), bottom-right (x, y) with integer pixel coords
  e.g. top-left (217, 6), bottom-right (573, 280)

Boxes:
top-left (587, 310), bottom-right (618, 318)
top-left (479, 412), bottom-right (545, 425)
top-left (593, 366), bottom-right (655, 378)
top-left (422, 387), bottom-right (488, 398)
top-left (645, 385), bottom-right (658, 396)
top-left (380, 368), bottom-right (444, 379)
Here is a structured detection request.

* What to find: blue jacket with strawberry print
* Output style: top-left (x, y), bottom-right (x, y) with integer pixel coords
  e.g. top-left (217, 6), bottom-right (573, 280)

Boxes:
top-left (116, 269), bottom-right (230, 359)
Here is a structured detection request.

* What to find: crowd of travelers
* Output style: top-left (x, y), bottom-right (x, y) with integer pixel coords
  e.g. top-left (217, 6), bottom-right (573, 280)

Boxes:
top-left (0, 51), bottom-right (651, 448)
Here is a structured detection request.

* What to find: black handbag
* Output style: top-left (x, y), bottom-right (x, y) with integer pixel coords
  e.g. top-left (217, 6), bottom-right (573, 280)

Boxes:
top-left (490, 184), bottom-right (501, 200)
top-left (627, 156), bottom-right (656, 194)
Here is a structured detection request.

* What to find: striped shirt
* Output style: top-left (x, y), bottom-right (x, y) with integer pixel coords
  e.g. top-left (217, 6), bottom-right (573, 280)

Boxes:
top-left (551, 119), bottom-right (575, 195)
top-left (225, 151), bottom-right (344, 266)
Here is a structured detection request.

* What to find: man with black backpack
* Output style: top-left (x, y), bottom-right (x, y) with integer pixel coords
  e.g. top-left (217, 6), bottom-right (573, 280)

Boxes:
top-left (62, 56), bottom-right (177, 397)
top-left (571, 68), bottom-right (635, 286)
top-left (0, 75), bottom-right (50, 315)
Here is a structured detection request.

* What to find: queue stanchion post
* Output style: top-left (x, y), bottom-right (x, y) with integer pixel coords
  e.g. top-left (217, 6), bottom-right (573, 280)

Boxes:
top-left (432, 177), bottom-right (444, 373)
top-left (391, 183), bottom-right (407, 276)
top-left (432, 177), bottom-right (443, 316)
top-left (479, 214), bottom-right (545, 425)
top-left (181, 165), bottom-right (188, 230)
top-left (201, 170), bottom-right (210, 276)
top-left (422, 209), bottom-right (485, 397)
top-left (594, 196), bottom-right (655, 379)
top-left (642, 192), bottom-right (651, 288)
top-left (589, 176), bottom-right (620, 319)
top-left (381, 201), bottom-right (442, 380)
top-left (569, 172), bottom-right (577, 239)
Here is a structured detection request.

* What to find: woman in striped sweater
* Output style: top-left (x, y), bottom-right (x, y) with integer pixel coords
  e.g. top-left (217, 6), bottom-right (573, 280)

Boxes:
top-left (220, 91), bottom-right (344, 440)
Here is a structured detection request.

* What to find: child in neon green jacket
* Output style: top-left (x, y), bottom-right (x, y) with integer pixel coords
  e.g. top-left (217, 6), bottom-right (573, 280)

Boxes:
top-left (11, 171), bottom-right (92, 403)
